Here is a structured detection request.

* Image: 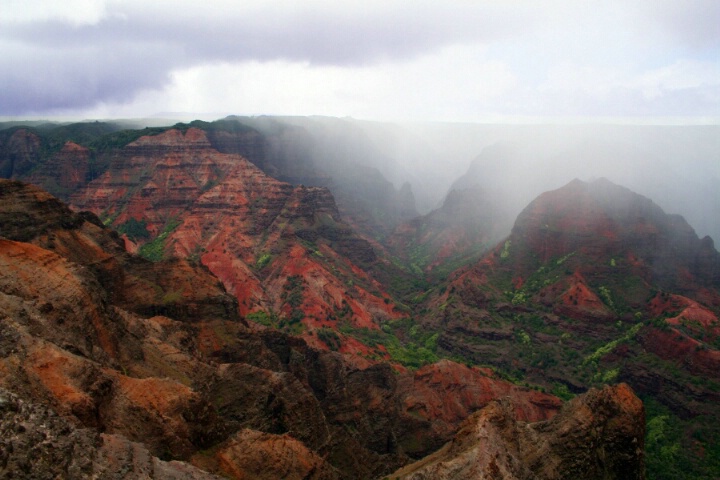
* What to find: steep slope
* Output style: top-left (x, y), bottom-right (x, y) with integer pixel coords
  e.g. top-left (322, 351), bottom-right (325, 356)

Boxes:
top-left (387, 185), bottom-right (506, 278)
top-left (213, 116), bottom-right (420, 237)
top-left (391, 384), bottom-right (645, 480)
top-left (64, 127), bottom-right (407, 363)
top-left (0, 128), bottom-right (45, 178)
top-left (448, 125), bottom-right (720, 247)
top-left (161, 116), bottom-right (419, 240)
top-left (0, 388), bottom-right (224, 480)
top-left (0, 178), bottom-right (581, 479)
top-left (422, 178), bottom-right (720, 477)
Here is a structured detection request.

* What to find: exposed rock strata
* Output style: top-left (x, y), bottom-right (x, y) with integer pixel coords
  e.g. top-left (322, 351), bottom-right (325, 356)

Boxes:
top-left (65, 127), bottom-right (405, 363)
top-left (422, 178), bottom-right (720, 476)
top-left (0, 179), bottom-right (573, 479)
top-left (391, 384), bottom-right (645, 480)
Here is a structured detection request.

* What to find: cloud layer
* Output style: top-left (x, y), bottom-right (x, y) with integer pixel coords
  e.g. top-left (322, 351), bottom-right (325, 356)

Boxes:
top-left (2, 0), bottom-right (719, 120)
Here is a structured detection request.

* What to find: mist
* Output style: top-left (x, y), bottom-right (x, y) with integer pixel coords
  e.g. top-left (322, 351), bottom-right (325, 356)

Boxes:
top-left (285, 119), bottom-right (720, 245)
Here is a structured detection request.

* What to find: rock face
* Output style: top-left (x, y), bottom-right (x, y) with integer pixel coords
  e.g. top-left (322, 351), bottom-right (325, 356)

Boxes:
top-left (61, 127), bottom-right (405, 363)
top-left (26, 141), bottom-right (91, 195)
top-left (390, 384), bottom-right (645, 480)
top-left (0, 179), bottom-right (576, 479)
top-left (210, 429), bottom-right (339, 480)
top-left (0, 388), bottom-right (223, 479)
top-left (395, 360), bottom-right (561, 456)
top-left (510, 178), bottom-right (720, 291)
top-left (387, 185), bottom-right (505, 277)
top-left (0, 179), bottom-right (239, 323)
top-left (423, 178), bottom-right (720, 476)
top-left (0, 128), bottom-right (42, 178)
top-left (209, 116), bottom-right (420, 238)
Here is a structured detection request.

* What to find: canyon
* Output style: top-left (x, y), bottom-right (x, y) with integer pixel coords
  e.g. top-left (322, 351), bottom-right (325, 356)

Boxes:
top-left (1, 117), bottom-right (719, 478)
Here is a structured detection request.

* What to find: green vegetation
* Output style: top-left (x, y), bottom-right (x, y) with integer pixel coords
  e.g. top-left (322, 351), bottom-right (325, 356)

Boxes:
top-left (255, 253), bottom-right (272, 270)
top-left (340, 319), bottom-right (439, 369)
top-left (117, 218), bottom-right (150, 241)
top-left (500, 240), bottom-right (511, 259)
top-left (516, 329), bottom-right (531, 345)
top-left (552, 383), bottom-right (574, 401)
top-left (281, 275), bottom-right (305, 325)
top-left (86, 125), bottom-right (174, 151)
top-left (317, 328), bottom-right (341, 351)
top-left (644, 397), bottom-right (720, 479)
top-left (245, 308), bottom-right (305, 335)
top-left (594, 367), bottom-right (619, 383)
top-left (583, 323), bottom-right (642, 366)
top-left (555, 251), bottom-right (575, 265)
top-left (245, 310), bottom-right (279, 328)
top-left (598, 285), bottom-right (615, 309)
top-left (138, 218), bottom-right (181, 261)
top-left (511, 291), bottom-right (528, 305)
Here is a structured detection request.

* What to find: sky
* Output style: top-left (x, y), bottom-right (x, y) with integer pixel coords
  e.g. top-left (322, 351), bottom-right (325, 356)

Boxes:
top-left (1, 0), bottom-right (719, 123)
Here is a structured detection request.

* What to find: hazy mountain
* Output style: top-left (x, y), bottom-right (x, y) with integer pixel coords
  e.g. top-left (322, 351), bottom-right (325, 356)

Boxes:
top-left (421, 178), bottom-right (720, 478)
top-left (445, 124), bottom-right (720, 244)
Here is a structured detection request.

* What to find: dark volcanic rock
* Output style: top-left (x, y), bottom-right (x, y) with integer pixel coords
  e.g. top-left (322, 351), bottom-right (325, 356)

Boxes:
top-left (0, 388), bottom-right (222, 479)
top-left (0, 178), bottom-right (241, 323)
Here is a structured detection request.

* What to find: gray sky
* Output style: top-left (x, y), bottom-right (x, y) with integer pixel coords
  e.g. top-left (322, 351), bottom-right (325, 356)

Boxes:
top-left (2, 0), bottom-right (719, 122)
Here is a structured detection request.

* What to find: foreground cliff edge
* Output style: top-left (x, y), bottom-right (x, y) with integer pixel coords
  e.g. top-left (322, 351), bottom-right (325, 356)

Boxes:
top-left (390, 383), bottom-right (644, 480)
top-left (0, 179), bottom-right (646, 478)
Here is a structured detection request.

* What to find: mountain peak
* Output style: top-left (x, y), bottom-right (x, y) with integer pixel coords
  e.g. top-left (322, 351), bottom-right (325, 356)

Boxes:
top-left (510, 179), bottom-right (718, 290)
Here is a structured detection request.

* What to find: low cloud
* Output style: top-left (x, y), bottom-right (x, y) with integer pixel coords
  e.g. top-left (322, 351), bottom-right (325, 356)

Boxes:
top-left (1, 0), bottom-right (718, 119)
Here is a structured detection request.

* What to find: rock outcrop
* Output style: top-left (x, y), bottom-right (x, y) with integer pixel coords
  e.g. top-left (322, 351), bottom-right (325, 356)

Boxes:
top-left (64, 128), bottom-right (405, 363)
top-left (209, 429), bottom-right (340, 480)
top-left (422, 178), bottom-right (720, 477)
top-left (0, 128), bottom-right (42, 178)
top-left (391, 384), bottom-right (645, 480)
top-left (0, 179), bottom-right (575, 479)
top-left (0, 388), bottom-right (223, 479)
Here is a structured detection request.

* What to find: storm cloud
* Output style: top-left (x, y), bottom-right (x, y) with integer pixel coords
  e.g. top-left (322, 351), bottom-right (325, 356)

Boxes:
top-left (1, 0), bottom-right (719, 119)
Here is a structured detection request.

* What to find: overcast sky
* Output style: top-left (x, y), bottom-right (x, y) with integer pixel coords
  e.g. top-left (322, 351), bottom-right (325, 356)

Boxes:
top-left (2, 0), bottom-right (719, 122)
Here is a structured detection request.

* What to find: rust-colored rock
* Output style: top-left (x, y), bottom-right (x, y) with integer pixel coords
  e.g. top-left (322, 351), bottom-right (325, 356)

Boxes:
top-left (396, 360), bottom-right (561, 455)
top-left (211, 429), bottom-right (339, 480)
top-left (510, 178), bottom-right (720, 290)
top-left (28, 141), bottom-right (91, 194)
top-left (64, 128), bottom-right (405, 364)
top-left (0, 179), bottom-right (577, 479)
top-left (0, 387), bottom-right (223, 479)
top-left (391, 383), bottom-right (645, 480)
top-left (0, 178), bottom-right (240, 323)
